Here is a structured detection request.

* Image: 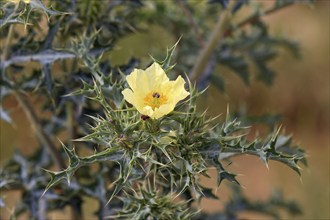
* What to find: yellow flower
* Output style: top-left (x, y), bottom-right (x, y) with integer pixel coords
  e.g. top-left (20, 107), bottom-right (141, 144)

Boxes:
top-left (122, 62), bottom-right (190, 119)
top-left (7, 0), bottom-right (30, 3)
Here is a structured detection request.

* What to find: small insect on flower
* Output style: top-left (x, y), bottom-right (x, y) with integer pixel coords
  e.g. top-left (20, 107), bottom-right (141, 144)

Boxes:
top-left (122, 62), bottom-right (190, 119)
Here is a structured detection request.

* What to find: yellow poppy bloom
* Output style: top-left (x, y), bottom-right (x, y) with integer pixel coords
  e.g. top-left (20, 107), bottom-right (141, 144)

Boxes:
top-left (122, 62), bottom-right (190, 119)
top-left (7, 0), bottom-right (30, 3)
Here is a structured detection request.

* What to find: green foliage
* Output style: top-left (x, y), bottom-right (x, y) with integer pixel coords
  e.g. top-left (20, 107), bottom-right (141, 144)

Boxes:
top-left (0, 0), bottom-right (65, 28)
top-left (111, 187), bottom-right (197, 220)
top-left (41, 42), bottom-right (306, 217)
top-left (0, 0), bottom-right (311, 219)
top-left (194, 185), bottom-right (302, 220)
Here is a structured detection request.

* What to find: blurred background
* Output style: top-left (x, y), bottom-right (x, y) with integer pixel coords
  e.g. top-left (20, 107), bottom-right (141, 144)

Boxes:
top-left (1, 0), bottom-right (329, 219)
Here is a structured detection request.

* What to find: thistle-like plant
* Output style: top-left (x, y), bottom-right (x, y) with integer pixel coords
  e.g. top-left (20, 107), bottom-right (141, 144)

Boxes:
top-left (39, 44), bottom-right (306, 219)
top-left (0, 0), bottom-right (311, 219)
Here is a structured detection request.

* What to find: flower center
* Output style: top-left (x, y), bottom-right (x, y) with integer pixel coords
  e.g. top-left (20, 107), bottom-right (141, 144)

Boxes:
top-left (144, 92), bottom-right (168, 109)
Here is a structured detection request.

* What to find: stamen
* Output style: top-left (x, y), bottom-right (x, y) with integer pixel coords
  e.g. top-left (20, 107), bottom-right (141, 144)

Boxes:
top-left (144, 91), bottom-right (168, 109)
top-left (152, 92), bottom-right (160, 98)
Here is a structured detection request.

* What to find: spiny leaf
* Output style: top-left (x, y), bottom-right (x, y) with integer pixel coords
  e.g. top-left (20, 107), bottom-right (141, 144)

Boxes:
top-left (199, 185), bottom-right (219, 200)
top-left (29, 0), bottom-right (70, 19)
top-left (107, 178), bottom-right (125, 206)
top-left (0, 16), bottom-right (27, 29)
top-left (213, 158), bottom-right (240, 187)
top-left (218, 52), bottom-right (250, 85)
top-left (151, 37), bottom-right (181, 72)
top-left (60, 141), bottom-right (79, 167)
top-left (42, 168), bottom-right (68, 196)
top-left (43, 143), bottom-right (122, 195)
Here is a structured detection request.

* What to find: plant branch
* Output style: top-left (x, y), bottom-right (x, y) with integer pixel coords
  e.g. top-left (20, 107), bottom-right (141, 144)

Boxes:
top-left (190, 8), bottom-right (232, 82)
top-left (14, 91), bottom-right (66, 169)
top-left (224, 2), bottom-right (295, 36)
top-left (0, 48), bottom-right (106, 69)
top-left (66, 102), bottom-right (75, 146)
top-left (1, 24), bottom-right (14, 61)
top-left (190, 2), bottom-right (296, 84)
top-left (1, 4), bottom-right (19, 61)
top-left (66, 101), bottom-right (83, 220)
top-left (177, 0), bottom-right (205, 48)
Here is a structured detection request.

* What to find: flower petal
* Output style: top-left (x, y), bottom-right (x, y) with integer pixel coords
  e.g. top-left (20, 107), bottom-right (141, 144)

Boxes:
top-left (126, 69), bottom-right (149, 96)
top-left (121, 88), bottom-right (144, 111)
top-left (162, 75), bottom-right (190, 103)
top-left (152, 103), bottom-right (175, 119)
top-left (121, 88), bottom-right (135, 105)
top-left (141, 106), bottom-right (154, 117)
top-left (145, 62), bottom-right (169, 90)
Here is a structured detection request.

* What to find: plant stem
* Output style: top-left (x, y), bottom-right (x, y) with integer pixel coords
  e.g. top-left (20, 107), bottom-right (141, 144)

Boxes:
top-left (177, 0), bottom-right (205, 48)
top-left (66, 101), bottom-right (83, 220)
top-left (14, 91), bottom-right (66, 169)
top-left (0, 48), bottom-right (106, 69)
top-left (225, 2), bottom-right (295, 36)
top-left (1, 4), bottom-right (19, 61)
top-left (1, 24), bottom-right (14, 61)
top-left (190, 8), bottom-right (232, 83)
top-left (66, 102), bottom-right (75, 146)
